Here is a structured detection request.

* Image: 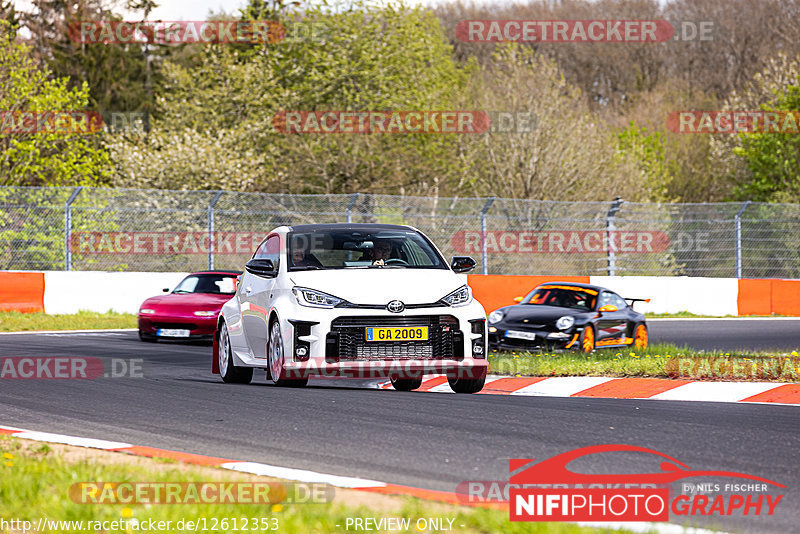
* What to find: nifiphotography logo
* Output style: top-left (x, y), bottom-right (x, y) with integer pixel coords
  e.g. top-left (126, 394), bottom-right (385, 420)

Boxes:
top-left (507, 444), bottom-right (784, 522)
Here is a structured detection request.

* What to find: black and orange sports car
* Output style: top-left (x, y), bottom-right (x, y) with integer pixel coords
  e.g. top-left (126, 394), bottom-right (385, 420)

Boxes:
top-left (487, 282), bottom-right (648, 353)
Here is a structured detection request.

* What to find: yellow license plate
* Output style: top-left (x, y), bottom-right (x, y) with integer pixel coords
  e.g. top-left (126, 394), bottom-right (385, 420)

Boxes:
top-left (365, 326), bottom-right (429, 342)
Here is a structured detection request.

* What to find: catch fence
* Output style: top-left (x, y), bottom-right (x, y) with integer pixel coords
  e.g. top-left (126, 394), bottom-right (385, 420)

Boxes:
top-left (1, 186), bottom-right (797, 278)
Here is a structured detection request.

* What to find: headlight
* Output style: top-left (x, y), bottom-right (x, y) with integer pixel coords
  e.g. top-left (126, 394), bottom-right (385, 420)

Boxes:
top-left (193, 310), bottom-right (217, 317)
top-left (488, 310), bottom-right (504, 324)
top-left (441, 285), bottom-right (472, 307)
top-left (292, 287), bottom-right (344, 308)
top-left (139, 308), bottom-right (156, 314)
top-left (556, 316), bottom-right (575, 330)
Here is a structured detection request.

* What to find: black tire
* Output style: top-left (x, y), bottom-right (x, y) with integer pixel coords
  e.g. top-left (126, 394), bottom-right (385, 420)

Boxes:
top-left (390, 375), bottom-right (423, 391)
top-left (267, 320), bottom-right (308, 387)
top-left (138, 330), bottom-right (157, 342)
top-left (218, 322), bottom-right (253, 384)
top-left (447, 368), bottom-right (486, 394)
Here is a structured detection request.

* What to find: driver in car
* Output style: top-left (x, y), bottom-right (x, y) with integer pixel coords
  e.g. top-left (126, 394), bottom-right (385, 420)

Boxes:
top-left (371, 239), bottom-right (393, 266)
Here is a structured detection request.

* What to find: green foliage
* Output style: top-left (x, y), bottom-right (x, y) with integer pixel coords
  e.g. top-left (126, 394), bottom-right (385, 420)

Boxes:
top-left (0, 20), bottom-right (111, 186)
top-left (733, 85), bottom-right (800, 202)
top-left (617, 122), bottom-right (671, 200)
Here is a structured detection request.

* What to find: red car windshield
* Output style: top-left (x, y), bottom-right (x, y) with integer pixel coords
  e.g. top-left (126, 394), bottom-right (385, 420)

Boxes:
top-left (173, 274), bottom-right (236, 295)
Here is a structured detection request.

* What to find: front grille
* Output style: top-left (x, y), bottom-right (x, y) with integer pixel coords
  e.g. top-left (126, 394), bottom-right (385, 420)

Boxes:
top-left (328, 315), bottom-right (461, 361)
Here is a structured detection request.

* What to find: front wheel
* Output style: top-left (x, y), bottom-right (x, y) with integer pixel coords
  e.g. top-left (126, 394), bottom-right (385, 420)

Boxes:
top-left (390, 375), bottom-right (423, 391)
top-left (633, 323), bottom-right (648, 350)
top-left (579, 325), bottom-right (595, 353)
top-left (218, 322), bottom-right (252, 384)
top-left (447, 368), bottom-right (486, 394)
top-left (138, 330), bottom-right (156, 342)
top-left (267, 320), bottom-right (308, 387)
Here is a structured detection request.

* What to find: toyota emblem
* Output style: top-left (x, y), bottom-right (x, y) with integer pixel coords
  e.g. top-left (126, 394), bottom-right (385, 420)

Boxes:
top-left (387, 300), bottom-right (405, 313)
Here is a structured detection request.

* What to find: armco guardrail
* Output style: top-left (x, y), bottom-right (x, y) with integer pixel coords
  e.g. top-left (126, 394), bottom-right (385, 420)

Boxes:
top-left (1, 272), bottom-right (798, 316)
top-left (3, 186), bottom-right (800, 278)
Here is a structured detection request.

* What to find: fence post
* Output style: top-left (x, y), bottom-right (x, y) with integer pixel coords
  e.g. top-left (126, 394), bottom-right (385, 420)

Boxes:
top-left (735, 200), bottom-right (751, 278)
top-left (480, 197), bottom-right (495, 275)
top-left (64, 187), bottom-right (83, 271)
top-left (605, 196), bottom-right (624, 276)
top-left (346, 193), bottom-right (359, 223)
top-left (208, 191), bottom-right (224, 270)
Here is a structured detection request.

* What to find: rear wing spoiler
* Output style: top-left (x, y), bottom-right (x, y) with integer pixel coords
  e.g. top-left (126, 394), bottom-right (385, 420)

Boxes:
top-left (625, 297), bottom-right (650, 309)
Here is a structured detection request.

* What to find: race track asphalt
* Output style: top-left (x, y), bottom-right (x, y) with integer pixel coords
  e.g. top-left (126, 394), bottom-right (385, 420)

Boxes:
top-left (649, 318), bottom-right (800, 351)
top-left (0, 327), bottom-right (798, 533)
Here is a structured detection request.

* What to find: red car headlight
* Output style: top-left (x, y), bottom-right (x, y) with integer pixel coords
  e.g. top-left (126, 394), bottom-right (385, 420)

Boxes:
top-left (139, 308), bottom-right (156, 314)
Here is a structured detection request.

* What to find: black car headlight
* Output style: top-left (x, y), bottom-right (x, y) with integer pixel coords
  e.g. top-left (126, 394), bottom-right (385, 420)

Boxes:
top-left (556, 316), bottom-right (575, 330)
top-left (488, 310), bottom-right (504, 324)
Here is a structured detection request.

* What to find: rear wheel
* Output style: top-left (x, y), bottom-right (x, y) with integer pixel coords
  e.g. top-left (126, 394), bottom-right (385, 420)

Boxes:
top-left (218, 322), bottom-right (253, 384)
top-left (579, 325), bottom-right (595, 353)
top-left (390, 375), bottom-right (423, 391)
top-left (267, 320), bottom-right (308, 387)
top-left (634, 323), bottom-right (648, 350)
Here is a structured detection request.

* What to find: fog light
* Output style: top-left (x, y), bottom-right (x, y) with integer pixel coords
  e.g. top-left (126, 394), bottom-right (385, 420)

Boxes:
top-left (488, 326), bottom-right (497, 333)
top-left (296, 346), bottom-right (308, 358)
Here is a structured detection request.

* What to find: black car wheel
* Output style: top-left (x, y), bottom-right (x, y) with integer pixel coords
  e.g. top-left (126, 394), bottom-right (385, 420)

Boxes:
top-left (447, 367), bottom-right (487, 393)
top-left (138, 330), bottom-right (156, 342)
top-left (390, 375), bottom-right (423, 391)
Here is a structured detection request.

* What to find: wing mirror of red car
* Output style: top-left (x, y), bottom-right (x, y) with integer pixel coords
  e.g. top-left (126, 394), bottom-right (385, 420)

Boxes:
top-left (598, 304), bottom-right (618, 313)
top-left (450, 256), bottom-right (476, 273)
top-left (245, 258), bottom-right (278, 278)
top-left (162, 288), bottom-right (169, 293)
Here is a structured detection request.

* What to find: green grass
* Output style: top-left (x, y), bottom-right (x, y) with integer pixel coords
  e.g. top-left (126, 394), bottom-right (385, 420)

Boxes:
top-left (0, 436), bottom-right (629, 534)
top-left (488, 343), bottom-right (800, 381)
top-left (0, 311), bottom-right (137, 332)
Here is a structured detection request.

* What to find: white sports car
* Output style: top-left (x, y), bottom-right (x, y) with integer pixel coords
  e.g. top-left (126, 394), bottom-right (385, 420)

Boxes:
top-left (212, 223), bottom-right (488, 393)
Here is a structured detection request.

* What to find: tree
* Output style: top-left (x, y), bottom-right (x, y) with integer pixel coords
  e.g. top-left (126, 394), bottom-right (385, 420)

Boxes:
top-left (0, 20), bottom-right (111, 186)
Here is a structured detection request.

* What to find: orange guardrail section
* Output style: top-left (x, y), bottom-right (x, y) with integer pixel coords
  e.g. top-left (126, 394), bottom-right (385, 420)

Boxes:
top-left (467, 274), bottom-right (591, 313)
top-left (738, 278), bottom-right (800, 315)
top-left (0, 272), bottom-right (45, 312)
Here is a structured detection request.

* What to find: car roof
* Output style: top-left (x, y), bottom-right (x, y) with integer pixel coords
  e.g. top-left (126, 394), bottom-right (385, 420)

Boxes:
top-left (287, 223), bottom-right (414, 233)
top-left (535, 281), bottom-right (612, 293)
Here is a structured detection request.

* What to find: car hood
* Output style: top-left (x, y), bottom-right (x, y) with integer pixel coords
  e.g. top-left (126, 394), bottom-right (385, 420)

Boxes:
top-left (140, 292), bottom-right (232, 312)
top-left (289, 269), bottom-right (464, 305)
top-left (498, 304), bottom-right (587, 325)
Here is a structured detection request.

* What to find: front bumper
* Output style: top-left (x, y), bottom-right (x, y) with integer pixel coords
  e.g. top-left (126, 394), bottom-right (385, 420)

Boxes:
top-left (488, 326), bottom-right (580, 351)
top-left (274, 300), bottom-right (488, 379)
top-left (138, 314), bottom-right (218, 340)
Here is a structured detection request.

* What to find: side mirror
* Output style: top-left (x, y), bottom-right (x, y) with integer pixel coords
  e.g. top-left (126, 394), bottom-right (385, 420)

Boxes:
top-left (513, 296), bottom-right (524, 303)
top-left (162, 288), bottom-right (169, 293)
top-left (598, 304), bottom-right (618, 313)
top-left (245, 258), bottom-right (277, 278)
top-left (451, 256), bottom-right (476, 273)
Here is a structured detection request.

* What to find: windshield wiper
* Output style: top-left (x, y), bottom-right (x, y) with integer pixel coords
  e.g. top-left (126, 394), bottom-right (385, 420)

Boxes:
top-left (290, 265), bottom-right (328, 271)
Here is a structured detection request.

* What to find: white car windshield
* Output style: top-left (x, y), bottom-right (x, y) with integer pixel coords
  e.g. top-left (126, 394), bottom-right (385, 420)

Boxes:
top-left (288, 229), bottom-right (448, 270)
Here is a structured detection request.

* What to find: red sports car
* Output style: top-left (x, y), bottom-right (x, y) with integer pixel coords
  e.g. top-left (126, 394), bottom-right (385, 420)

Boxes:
top-left (138, 270), bottom-right (241, 342)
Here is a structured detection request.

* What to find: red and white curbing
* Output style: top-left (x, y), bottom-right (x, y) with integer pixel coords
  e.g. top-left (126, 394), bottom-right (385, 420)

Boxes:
top-left (380, 375), bottom-right (800, 405)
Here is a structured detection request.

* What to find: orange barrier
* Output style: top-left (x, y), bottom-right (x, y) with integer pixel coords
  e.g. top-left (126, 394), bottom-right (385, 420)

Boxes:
top-left (0, 272), bottom-right (45, 312)
top-left (467, 274), bottom-right (590, 313)
top-left (738, 278), bottom-right (800, 315)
